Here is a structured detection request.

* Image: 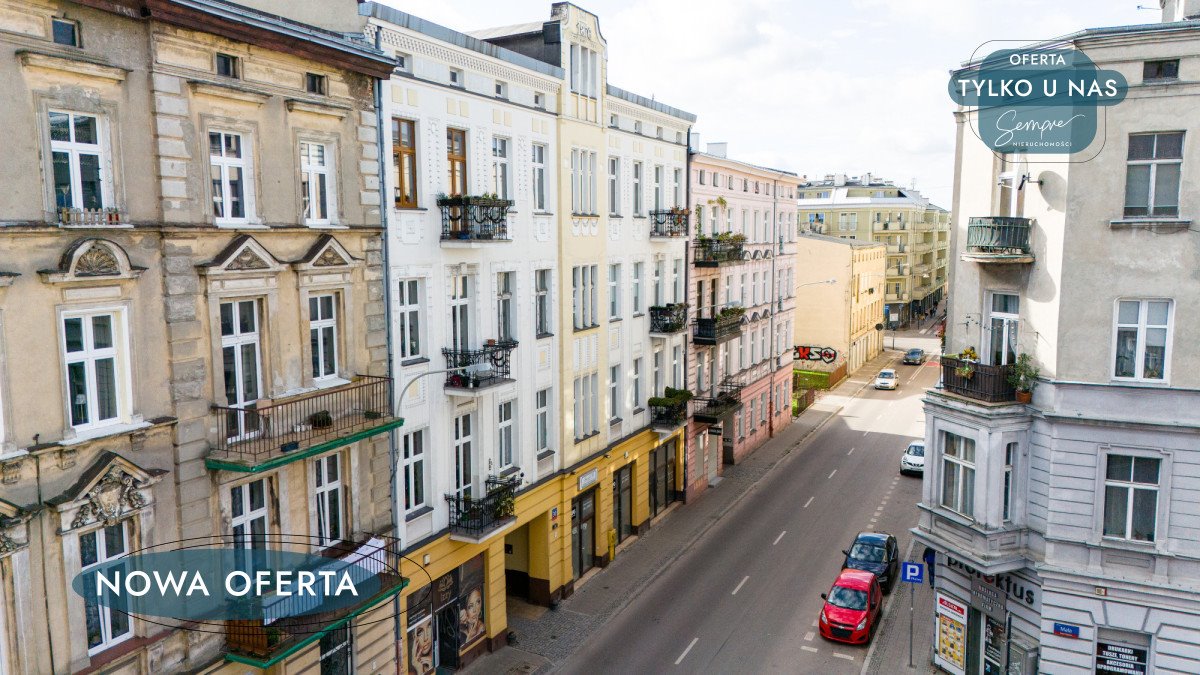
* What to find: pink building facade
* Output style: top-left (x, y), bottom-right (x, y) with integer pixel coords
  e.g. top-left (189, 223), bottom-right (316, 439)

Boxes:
top-left (684, 144), bottom-right (799, 500)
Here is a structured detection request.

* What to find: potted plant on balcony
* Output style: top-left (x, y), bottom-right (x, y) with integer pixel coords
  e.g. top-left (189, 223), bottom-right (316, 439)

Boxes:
top-left (1007, 353), bottom-right (1040, 403)
top-left (717, 305), bottom-right (746, 322)
top-left (953, 346), bottom-right (978, 380)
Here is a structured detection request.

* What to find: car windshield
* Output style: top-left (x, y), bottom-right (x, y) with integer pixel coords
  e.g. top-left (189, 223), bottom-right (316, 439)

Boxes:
top-left (907, 445), bottom-right (925, 457)
top-left (907, 350), bottom-right (922, 357)
top-left (827, 585), bottom-right (868, 610)
top-left (850, 543), bottom-right (886, 562)
top-left (878, 372), bottom-right (894, 379)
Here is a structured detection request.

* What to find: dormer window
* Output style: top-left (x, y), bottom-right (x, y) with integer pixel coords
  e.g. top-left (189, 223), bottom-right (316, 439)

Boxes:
top-left (609, 113), bottom-right (619, 128)
top-left (52, 18), bottom-right (79, 47)
top-left (216, 53), bottom-right (240, 79)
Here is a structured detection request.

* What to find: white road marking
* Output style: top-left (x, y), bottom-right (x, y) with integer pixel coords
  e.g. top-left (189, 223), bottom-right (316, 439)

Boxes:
top-left (828, 469), bottom-right (837, 479)
top-left (847, 447), bottom-right (855, 455)
top-left (862, 430), bottom-right (870, 436)
top-left (801, 645), bottom-right (819, 653)
top-left (803, 496), bottom-right (815, 508)
top-left (812, 620), bottom-right (818, 627)
top-left (732, 576), bottom-right (750, 595)
top-left (675, 637), bottom-right (698, 665)
top-left (803, 631), bottom-right (815, 642)
top-left (773, 530), bottom-right (787, 545)
top-left (833, 652), bottom-right (855, 661)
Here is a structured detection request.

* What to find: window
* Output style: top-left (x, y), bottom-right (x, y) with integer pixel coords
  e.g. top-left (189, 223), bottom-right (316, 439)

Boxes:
top-left (449, 67), bottom-right (463, 87)
top-left (449, 274), bottom-right (471, 351)
top-left (987, 293), bottom-right (1019, 366)
top-left (397, 279), bottom-right (423, 359)
top-left (494, 80), bottom-right (508, 98)
top-left (498, 400), bottom-right (515, 468)
top-left (608, 263), bottom-right (621, 319)
top-left (319, 624), bottom-right (352, 675)
top-left (652, 348), bottom-right (662, 395)
top-left (1003, 443), bottom-right (1016, 522)
top-left (697, 350), bottom-right (707, 392)
top-left (52, 17), bottom-right (79, 46)
top-left (698, 170), bottom-right (706, 186)
top-left (654, 166), bottom-right (664, 210)
top-left (402, 429), bottom-right (426, 513)
top-left (395, 52), bottom-right (411, 73)
top-left (673, 168), bottom-right (682, 207)
top-left (535, 389), bottom-right (551, 454)
top-left (220, 300), bottom-right (262, 439)
top-left (609, 113), bottom-right (619, 128)
top-left (759, 392), bottom-right (767, 424)
top-left (215, 52), bottom-right (239, 78)
top-left (62, 311), bottom-right (124, 430)
top-left (632, 161), bottom-right (643, 216)
top-left (571, 149), bottom-right (597, 214)
top-left (535, 269), bottom-right (551, 336)
top-left (608, 157), bottom-right (620, 216)
top-left (300, 142), bottom-right (333, 225)
top-left (713, 173), bottom-right (721, 188)
top-left (656, 125), bottom-right (663, 139)
top-left (569, 44), bottom-right (600, 97)
top-left (446, 129), bottom-right (467, 195)
top-left (313, 454), bottom-right (343, 546)
top-left (634, 120), bottom-right (642, 134)
top-left (49, 111), bottom-right (108, 212)
top-left (210, 131), bottom-right (250, 222)
top-left (392, 119), bottom-right (418, 208)
top-left (672, 346), bottom-right (682, 387)
top-left (838, 212), bottom-right (858, 231)
top-left (531, 143), bottom-right (547, 211)
top-left (1124, 132), bottom-right (1183, 217)
top-left (1143, 59), bottom-right (1179, 81)
top-left (1104, 454), bottom-right (1160, 542)
top-left (231, 479), bottom-right (268, 549)
top-left (572, 265), bottom-right (598, 329)
top-left (632, 358), bottom-right (643, 409)
top-left (672, 258), bottom-right (683, 302)
top-left (305, 72), bottom-right (327, 95)
top-left (653, 260), bottom-right (664, 306)
top-left (632, 262), bottom-right (643, 313)
top-left (81, 522), bottom-right (131, 653)
top-left (533, 92), bottom-right (544, 109)
top-left (453, 413), bottom-right (473, 498)
top-left (309, 294), bottom-right (338, 380)
top-left (940, 433), bottom-right (976, 518)
top-left (496, 272), bottom-right (514, 341)
top-left (609, 364), bottom-right (621, 421)
top-left (492, 137), bottom-right (510, 200)
top-left (573, 373), bottom-right (599, 439)
top-left (1114, 299), bottom-right (1171, 381)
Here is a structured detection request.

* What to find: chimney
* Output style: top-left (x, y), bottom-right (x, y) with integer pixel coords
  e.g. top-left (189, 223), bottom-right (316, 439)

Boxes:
top-left (862, 172), bottom-right (873, 186)
top-left (688, 131), bottom-right (701, 152)
top-left (1162, 0), bottom-right (1200, 21)
top-left (706, 142), bottom-right (728, 158)
top-left (833, 173), bottom-right (847, 187)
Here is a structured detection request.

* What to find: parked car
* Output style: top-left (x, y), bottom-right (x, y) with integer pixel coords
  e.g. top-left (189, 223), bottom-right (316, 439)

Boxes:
top-left (819, 569), bottom-right (883, 644)
top-left (842, 532), bottom-right (900, 593)
top-left (903, 348), bottom-right (925, 365)
top-left (900, 441), bottom-right (925, 476)
top-left (874, 369), bottom-right (897, 390)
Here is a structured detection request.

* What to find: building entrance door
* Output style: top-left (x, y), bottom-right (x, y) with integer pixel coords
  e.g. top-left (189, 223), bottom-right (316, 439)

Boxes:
top-left (435, 600), bottom-right (459, 669)
top-left (613, 466), bottom-right (632, 543)
top-left (572, 490), bottom-right (596, 578)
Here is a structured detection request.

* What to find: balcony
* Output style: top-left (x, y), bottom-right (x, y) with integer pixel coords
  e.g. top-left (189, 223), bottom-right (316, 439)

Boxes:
top-left (59, 207), bottom-right (124, 226)
top-left (885, 293), bottom-right (909, 302)
top-left (224, 538), bottom-right (406, 665)
top-left (649, 303), bottom-right (688, 336)
top-left (693, 308), bottom-right (743, 346)
top-left (886, 267), bottom-right (908, 277)
top-left (886, 244), bottom-right (906, 254)
top-left (442, 340), bottom-right (517, 396)
top-left (693, 237), bottom-right (747, 267)
top-left (872, 221), bottom-right (907, 231)
top-left (693, 376), bottom-right (745, 423)
top-left (940, 357), bottom-right (1016, 403)
top-left (962, 217), bottom-right (1034, 264)
top-left (438, 196), bottom-right (513, 245)
top-left (208, 375), bottom-right (398, 472)
top-left (649, 400), bottom-right (688, 433)
top-left (649, 208), bottom-right (689, 238)
top-left (446, 476), bottom-right (520, 544)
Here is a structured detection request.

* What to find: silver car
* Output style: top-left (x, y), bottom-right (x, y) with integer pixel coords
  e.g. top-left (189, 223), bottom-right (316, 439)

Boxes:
top-left (900, 441), bottom-right (925, 475)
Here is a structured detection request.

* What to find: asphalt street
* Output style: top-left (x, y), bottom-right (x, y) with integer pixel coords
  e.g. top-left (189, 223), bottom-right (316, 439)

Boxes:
top-left (559, 353), bottom-right (941, 675)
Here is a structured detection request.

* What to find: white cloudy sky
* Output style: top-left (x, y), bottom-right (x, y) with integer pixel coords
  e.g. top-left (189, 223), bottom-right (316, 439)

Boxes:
top-left (379, 0), bottom-right (1154, 206)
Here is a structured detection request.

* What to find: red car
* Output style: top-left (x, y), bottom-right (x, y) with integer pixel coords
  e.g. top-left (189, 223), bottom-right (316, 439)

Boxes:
top-left (818, 569), bottom-right (883, 644)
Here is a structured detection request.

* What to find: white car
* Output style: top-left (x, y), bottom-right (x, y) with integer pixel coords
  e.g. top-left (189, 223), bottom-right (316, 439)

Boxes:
top-left (900, 441), bottom-right (925, 475)
top-left (874, 369), bottom-right (898, 390)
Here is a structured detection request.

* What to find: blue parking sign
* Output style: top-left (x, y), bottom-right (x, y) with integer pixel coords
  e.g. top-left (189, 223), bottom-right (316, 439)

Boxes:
top-left (901, 562), bottom-right (924, 584)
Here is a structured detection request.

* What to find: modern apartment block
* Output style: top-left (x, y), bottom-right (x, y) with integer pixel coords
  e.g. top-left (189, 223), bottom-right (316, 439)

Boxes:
top-left (0, 0), bottom-right (398, 673)
top-left (797, 174), bottom-right (950, 326)
top-left (916, 5), bottom-right (1200, 674)
top-left (685, 145), bottom-right (798, 496)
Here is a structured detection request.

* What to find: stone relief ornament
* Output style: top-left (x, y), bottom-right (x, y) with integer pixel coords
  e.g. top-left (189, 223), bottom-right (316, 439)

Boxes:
top-left (227, 248), bottom-right (271, 271)
top-left (313, 246), bottom-right (348, 267)
top-left (71, 466), bottom-right (148, 529)
top-left (74, 242), bottom-right (121, 276)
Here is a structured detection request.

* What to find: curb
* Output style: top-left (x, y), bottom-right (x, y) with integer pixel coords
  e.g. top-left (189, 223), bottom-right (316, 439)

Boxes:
top-left (860, 537), bottom-right (918, 674)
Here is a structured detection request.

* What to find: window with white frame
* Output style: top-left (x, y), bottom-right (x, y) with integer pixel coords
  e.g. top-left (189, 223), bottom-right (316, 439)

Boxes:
top-left (569, 44), bottom-right (599, 97)
top-left (62, 310), bottom-right (126, 430)
top-left (632, 358), bottom-right (643, 409)
top-left (49, 111), bottom-right (110, 214)
top-left (494, 80), bottom-right (508, 98)
top-left (313, 453), bottom-right (343, 546)
top-left (608, 263), bottom-right (621, 319)
top-left (696, 350), bottom-right (707, 392)
top-left (531, 143), bottom-right (547, 211)
top-left (449, 274), bottom-right (471, 352)
top-left (672, 168), bottom-right (682, 206)
top-left (1103, 454), bottom-right (1160, 542)
top-left (837, 212), bottom-right (857, 231)
top-left (535, 269), bottom-right (551, 336)
top-left (653, 165), bottom-right (664, 210)
top-left (402, 429), bottom-right (426, 513)
top-left (210, 131), bottom-right (251, 222)
top-left (759, 392), bottom-right (767, 424)
top-left (608, 157), bottom-right (620, 216)
top-left (652, 348), bottom-right (662, 396)
top-left (1113, 299), bottom-right (1171, 381)
top-left (632, 262), bottom-right (643, 313)
top-left (498, 400), bottom-right (515, 469)
top-left (633, 161), bottom-right (644, 216)
top-left (1124, 132), bottom-right (1182, 217)
top-left (573, 373), bottom-right (599, 439)
top-left (492, 137), bottom-right (510, 200)
top-left (231, 478), bottom-right (268, 549)
top-left (497, 272), bottom-right (514, 342)
top-left (397, 279), bottom-right (423, 360)
top-left (572, 265), bottom-right (598, 329)
top-left (300, 141), bottom-right (334, 225)
top-left (609, 364), bottom-right (621, 421)
top-left (1003, 442), bottom-right (1016, 522)
top-left (672, 259), bottom-right (683, 302)
top-left (653, 260), bottom-right (663, 306)
top-left (449, 67), bottom-right (463, 87)
top-left (220, 300), bottom-right (262, 440)
top-left (309, 293), bottom-right (338, 381)
top-left (453, 413), bottom-right (473, 498)
top-left (672, 345), bottom-right (682, 387)
top-left (571, 148), bottom-right (597, 214)
top-left (81, 522), bottom-right (131, 654)
top-left (987, 293), bottom-right (1019, 366)
top-left (940, 433), bottom-right (975, 518)
top-left (535, 389), bottom-right (551, 454)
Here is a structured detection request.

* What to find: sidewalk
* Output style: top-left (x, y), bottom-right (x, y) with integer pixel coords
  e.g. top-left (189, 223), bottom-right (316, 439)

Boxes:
top-left (462, 350), bottom-right (904, 674)
top-left (860, 547), bottom-right (938, 674)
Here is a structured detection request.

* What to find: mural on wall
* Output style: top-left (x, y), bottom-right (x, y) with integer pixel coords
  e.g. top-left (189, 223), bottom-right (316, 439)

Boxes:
top-left (793, 346), bottom-right (838, 363)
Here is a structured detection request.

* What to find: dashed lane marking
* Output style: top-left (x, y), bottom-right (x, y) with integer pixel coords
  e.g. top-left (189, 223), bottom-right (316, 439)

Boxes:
top-left (732, 576), bottom-right (749, 595)
top-left (847, 447), bottom-right (855, 455)
top-left (801, 646), bottom-right (819, 653)
top-left (675, 637), bottom-right (698, 665)
top-left (773, 531), bottom-right (787, 545)
top-left (803, 631), bottom-right (815, 642)
top-left (828, 469), bottom-right (837, 479)
top-left (803, 497), bottom-right (814, 509)
top-left (833, 652), bottom-right (856, 661)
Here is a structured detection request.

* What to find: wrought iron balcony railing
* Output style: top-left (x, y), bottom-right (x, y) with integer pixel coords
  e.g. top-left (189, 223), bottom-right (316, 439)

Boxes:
top-left (693, 238), bottom-right (746, 266)
top-left (210, 375), bottom-right (393, 467)
top-left (649, 401), bottom-right (688, 431)
top-left (965, 217), bottom-right (1033, 261)
top-left (649, 303), bottom-right (688, 334)
top-left (649, 209), bottom-right (689, 238)
top-left (693, 310), bottom-right (743, 345)
top-left (694, 376), bottom-right (745, 423)
top-left (442, 340), bottom-right (517, 391)
top-left (446, 476), bottom-right (519, 539)
top-left (940, 357), bottom-right (1016, 403)
top-left (438, 196), bottom-right (513, 241)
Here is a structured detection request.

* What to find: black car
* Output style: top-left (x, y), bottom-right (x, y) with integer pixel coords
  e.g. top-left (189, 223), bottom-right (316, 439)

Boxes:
top-left (842, 532), bottom-right (900, 593)
top-left (903, 348), bottom-right (925, 365)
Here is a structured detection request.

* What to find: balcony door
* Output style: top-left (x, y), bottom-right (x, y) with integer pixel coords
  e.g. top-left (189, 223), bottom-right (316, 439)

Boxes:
top-left (449, 274), bottom-right (471, 352)
top-left (996, 153), bottom-right (1027, 218)
top-left (220, 300), bottom-right (262, 440)
top-left (453, 413), bottom-right (473, 499)
top-left (986, 293), bottom-right (1020, 366)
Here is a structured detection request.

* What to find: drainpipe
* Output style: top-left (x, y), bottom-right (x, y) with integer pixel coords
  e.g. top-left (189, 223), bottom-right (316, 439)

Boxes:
top-left (681, 126), bottom-right (692, 502)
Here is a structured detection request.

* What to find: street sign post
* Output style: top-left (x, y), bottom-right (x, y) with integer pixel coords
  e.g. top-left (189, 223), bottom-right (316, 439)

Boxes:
top-left (901, 562), bottom-right (925, 667)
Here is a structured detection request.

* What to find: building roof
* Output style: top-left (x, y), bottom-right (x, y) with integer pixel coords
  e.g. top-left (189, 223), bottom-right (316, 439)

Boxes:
top-left (606, 84), bottom-right (696, 123)
top-left (690, 151), bottom-right (798, 178)
top-left (798, 233), bottom-right (886, 249)
top-left (467, 21), bottom-right (546, 40)
top-left (957, 18), bottom-right (1200, 69)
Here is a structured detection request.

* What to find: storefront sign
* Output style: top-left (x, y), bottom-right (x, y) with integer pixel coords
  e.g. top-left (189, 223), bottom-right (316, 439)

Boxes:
top-left (1053, 622), bottom-right (1080, 638)
top-left (945, 555), bottom-right (1039, 610)
top-left (969, 575), bottom-right (1006, 622)
top-left (578, 468), bottom-right (599, 491)
top-left (1096, 642), bottom-right (1148, 675)
top-left (934, 592), bottom-right (967, 675)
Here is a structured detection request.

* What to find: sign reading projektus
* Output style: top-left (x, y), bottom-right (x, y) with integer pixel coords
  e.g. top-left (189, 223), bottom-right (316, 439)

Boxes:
top-left (948, 46), bottom-right (1128, 155)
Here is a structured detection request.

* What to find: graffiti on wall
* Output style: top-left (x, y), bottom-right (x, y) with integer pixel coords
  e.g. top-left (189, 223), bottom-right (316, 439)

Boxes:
top-left (793, 346), bottom-right (838, 363)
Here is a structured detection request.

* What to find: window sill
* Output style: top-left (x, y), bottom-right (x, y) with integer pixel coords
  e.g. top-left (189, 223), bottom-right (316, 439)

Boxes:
top-left (60, 419), bottom-right (151, 447)
top-left (536, 449), bottom-right (555, 461)
top-left (573, 324), bottom-right (601, 333)
top-left (499, 466), bottom-right (521, 479)
top-left (394, 206), bottom-right (428, 212)
top-left (609, 317), bottom-right (621, 323)
top-left (313, 376), bottom-right (352, 390)
top-left (1098, 536), bottom-right (1159, 552)
top-left (401, 356), bottom-right (431, 367)
top-left (1109, 218), bottom-right (1190, 233)
top-left (631, 312), bottom-right (645, 319)
top-left (609, 213), bottom-right (622, 218)
top-left (1109, 377), bottom-right (1170, 387)
top-left (574, 431), bottom-right (600, 444)
top-left (405, 505), bottom-right (434, 522)
top-left (305, 223), bottom-right (348, 230)
top-left (536, 332), bottom-right (555, 340)
top-left (631, 215), bottom-right (647, 220)
top-left (533, 211), bottom-right (554, 217)
top-left (572, 213), bottom-right (601, 219)
top-left (609, 417), bottom-right (623, 425)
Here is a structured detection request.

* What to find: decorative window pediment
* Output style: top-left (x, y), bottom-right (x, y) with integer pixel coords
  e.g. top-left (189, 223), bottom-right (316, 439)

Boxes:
top-left (293, 234), bottom-right (359, 271)
top-left (38, 239), bottom-right (145, 284)
top-left (200, 235), bottom-right (286, 277)
top-left (47, 451), bottom-right (166, 533)
top-left (0, 498), bottom-right (34, 557)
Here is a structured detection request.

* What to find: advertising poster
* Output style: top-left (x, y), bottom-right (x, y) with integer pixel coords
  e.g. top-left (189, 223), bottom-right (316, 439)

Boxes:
top-left (458, 555), bottom-right (486, 652)
top-left (934, 592), bottom-right (967, 675)
top-left (406, 584), bottom-right (436, 675)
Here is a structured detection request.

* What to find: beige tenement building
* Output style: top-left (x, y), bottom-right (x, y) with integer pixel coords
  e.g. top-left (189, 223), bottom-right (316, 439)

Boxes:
top-left (791, 234), bottom-right (886, 378)
top-left (797, 174), bottom-right (950, 326)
